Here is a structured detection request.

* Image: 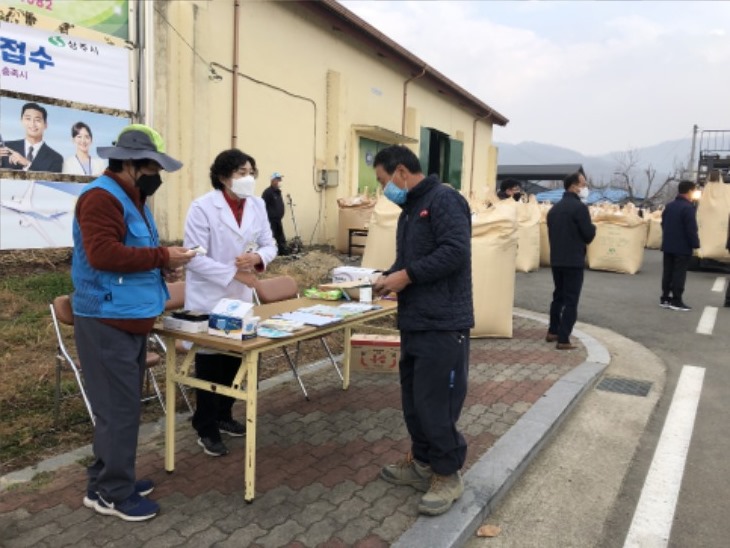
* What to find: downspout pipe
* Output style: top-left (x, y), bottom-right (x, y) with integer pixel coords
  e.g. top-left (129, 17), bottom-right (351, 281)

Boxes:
top-left (402, 67), bottom-right (426, 135)
top-left (232, 0), bottom-right (241, 148)
top-left (469, 111), bottom-right (491, 197)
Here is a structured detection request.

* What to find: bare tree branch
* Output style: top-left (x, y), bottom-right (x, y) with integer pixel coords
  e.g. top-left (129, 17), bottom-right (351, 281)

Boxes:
top-left (611, 149), bottom-right (683, 208)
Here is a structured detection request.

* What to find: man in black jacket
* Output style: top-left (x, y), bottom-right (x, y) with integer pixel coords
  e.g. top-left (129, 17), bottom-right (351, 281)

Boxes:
top-left (660, 180), bottom-right (700, 311)
top-left (261, 171), bottom-right (288, 255)
top-left (546, 171), bottom-right (596, 349)
top-left (372, 145), bottom-right (473, 516)
top-left (726, 212), bottom-right (730, 308)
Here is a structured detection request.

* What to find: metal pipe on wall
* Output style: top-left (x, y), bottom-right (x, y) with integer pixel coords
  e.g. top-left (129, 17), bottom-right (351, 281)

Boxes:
top-left (402, 67), bottom-right (426, 136)
top-left (232, 0), bottom-right (241, 148)
top-left (470, 111), bottom-right (491, 196)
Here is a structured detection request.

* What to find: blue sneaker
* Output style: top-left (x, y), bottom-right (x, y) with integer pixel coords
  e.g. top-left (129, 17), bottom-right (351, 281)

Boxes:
top-left (83, 479), bottom-right (154, 509)
top-left (94, 492), bottom-right (159, 521)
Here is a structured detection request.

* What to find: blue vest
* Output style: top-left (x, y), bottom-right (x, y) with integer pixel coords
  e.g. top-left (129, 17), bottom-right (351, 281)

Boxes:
top-left (72, 175), bottom-right (169, 319)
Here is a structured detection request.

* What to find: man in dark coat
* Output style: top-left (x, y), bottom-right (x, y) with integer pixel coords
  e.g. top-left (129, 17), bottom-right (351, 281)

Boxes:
top-left (0, 102), bottom-right (63, 172)
top-left (372, 145), bottom-right (473, 517)
top-left (546, 171), bottom-right (596, 349)
top-left (261, 171), bottom-right (288, 255)
top-left (726, 212), bottom-right (730, 308)
top-left (660, 180), bottom-right (700, 311)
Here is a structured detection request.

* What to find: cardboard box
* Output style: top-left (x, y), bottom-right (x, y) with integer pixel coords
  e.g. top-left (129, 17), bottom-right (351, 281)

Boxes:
top-left (350, 333), bottom-right (401, 373)
top-left (319, 279), bottom-right (367, 300)
top-left (332, 266), bottom-right (379, 283)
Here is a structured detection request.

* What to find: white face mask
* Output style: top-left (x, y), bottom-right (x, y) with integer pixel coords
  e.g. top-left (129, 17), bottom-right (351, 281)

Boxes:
top-left (578, 187), bottom-right (590, 200)
top-left (230, 175), bottom-right (256, 198)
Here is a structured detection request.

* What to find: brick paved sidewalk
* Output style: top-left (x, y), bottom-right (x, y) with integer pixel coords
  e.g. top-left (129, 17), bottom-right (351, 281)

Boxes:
top-left (0, 316), bottom-right (586, 547)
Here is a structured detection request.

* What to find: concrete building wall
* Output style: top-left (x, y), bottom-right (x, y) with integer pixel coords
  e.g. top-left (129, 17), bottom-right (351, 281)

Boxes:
top-left (150, 0), bottom-right (500, 244)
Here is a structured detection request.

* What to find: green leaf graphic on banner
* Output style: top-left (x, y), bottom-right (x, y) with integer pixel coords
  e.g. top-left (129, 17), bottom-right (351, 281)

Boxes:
top-left (48, 35), bottom-right (65, 47)
top-left (4, 0), bottom-right (129, 40)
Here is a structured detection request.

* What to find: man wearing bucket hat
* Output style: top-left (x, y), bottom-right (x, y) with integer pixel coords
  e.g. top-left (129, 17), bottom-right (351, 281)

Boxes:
top-left (72, 124), bottom-right (194, 521)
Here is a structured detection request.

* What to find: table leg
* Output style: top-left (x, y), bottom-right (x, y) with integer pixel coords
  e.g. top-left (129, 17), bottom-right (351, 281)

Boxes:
top-left (343, 326), bottom-right (352, 390)
top-left (165, 335), bottom-right (177, 473)
top-left (244, 351), bottom-right (259, 502)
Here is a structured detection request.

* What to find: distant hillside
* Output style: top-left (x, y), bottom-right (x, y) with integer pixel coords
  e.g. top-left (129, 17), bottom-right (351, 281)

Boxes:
top-left (496, 138), bottom-right (693, 195)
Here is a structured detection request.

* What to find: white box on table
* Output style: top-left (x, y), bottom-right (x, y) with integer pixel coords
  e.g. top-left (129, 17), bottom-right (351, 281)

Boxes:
top-left (332, 266), bottom-right (379, 283)
top-left (162, 316), bottom-right (208, 333)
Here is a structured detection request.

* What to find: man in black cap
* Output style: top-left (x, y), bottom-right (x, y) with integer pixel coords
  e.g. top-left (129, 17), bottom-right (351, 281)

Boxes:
top-left (72, 124), bottom-right (194, 521)
top-left (262, 171), bottom-right (289, 255)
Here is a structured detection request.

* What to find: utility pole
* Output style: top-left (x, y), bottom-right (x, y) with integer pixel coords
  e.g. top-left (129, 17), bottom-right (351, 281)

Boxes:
top-left (687, 124), bottom-right (699, 182)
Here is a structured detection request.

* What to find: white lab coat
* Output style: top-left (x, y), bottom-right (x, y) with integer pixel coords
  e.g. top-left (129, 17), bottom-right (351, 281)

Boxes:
top-left (183, 190), bottom-right (277, 313)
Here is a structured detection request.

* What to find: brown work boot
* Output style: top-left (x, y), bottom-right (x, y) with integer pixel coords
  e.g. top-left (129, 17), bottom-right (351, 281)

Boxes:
top-left (545, 332), bottom-right (558, 343)
top-left (380, 452), bottom-right (433, 492)
top-left (418, 471), bottom-right (464, 515)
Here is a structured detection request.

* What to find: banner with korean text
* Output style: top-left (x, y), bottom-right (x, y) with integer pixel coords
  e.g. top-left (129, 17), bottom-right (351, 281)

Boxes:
top-left (0, 21), bottom-right (130, 110)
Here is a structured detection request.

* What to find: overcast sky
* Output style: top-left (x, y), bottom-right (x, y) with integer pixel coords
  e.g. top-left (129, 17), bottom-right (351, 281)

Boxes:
top-left (341, 1), bottom-right (730, 156)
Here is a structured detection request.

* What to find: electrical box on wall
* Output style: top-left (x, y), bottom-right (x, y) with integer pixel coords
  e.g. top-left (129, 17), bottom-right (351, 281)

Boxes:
top-left (320, 169), bottom-right (339, 188)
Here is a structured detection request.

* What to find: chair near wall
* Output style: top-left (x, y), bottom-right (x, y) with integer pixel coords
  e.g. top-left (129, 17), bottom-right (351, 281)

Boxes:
top-left (252, 275), bottom-right (342, 400)
top-left (50, 295), bottom-right (165, 426)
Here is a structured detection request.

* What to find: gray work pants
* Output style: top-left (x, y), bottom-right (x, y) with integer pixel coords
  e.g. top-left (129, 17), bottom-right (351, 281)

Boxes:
top-left (74, 316), bottom-right (147, 503)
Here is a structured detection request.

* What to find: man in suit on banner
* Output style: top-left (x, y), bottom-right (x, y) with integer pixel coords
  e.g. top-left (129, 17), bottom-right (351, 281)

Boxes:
top-left (0, 102), bottom-right (63, 173)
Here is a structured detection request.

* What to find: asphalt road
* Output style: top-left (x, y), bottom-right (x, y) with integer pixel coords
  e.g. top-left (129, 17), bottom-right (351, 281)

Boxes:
top-left (491, 249), bottom-right (729, 547)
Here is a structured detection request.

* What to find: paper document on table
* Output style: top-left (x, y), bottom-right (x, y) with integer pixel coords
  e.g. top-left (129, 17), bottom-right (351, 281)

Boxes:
top-left (297, 305), bottom-right (342, 317)
top-left (337, 303), bottom-right (380, 314)
top-left (274, 311), bottom-right (342, 327)
top-left (258, 318), bottom-right (305, 332)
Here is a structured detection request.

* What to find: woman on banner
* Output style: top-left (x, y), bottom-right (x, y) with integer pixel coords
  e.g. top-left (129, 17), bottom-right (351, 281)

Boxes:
top-left (63, 122), bottom-right (106, 176)
top-left (182, 148), bottom-right (277, 457)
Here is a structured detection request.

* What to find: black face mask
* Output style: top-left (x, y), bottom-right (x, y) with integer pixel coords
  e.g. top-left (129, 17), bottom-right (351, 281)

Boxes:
top-left (135, 173), bottom-right (163, 196)
top-left (513, 192), bottom-right (522, 201)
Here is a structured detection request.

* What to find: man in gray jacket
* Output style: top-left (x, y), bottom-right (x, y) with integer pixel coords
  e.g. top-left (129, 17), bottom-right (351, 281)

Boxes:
top-left (372, 145), bottom-right (473, 516)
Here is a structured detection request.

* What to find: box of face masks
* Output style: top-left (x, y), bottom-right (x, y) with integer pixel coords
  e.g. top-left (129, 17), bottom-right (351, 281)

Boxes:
top-left (208, 298), bottom-right (255, 339)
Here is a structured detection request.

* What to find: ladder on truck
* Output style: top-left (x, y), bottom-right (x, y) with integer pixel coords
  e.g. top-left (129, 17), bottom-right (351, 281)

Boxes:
top-left (697, 130), bottom-right (730, 186)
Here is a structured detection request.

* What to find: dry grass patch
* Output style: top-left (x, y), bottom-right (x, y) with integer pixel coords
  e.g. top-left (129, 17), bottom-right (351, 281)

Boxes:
top-left (0, 246), bottom-right (359, 475)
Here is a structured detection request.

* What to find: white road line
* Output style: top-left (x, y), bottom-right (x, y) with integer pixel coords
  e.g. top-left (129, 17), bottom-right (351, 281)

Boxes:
top-left (696, 306), bottom-right (718, 336)
top-left (711, 277), bottom-right (726, 292)
top-left (623, 365), bottom-right (705, 548)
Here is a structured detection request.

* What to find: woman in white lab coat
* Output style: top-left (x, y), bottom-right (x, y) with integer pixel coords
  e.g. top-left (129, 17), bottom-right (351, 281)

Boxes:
top-left (183, 149), bottom-right (277, 457)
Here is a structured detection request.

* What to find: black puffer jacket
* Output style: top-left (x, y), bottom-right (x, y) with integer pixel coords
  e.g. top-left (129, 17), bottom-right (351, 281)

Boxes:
top-left (547, 191), bottom-right (596, 267)
top-left (386, 175), bottom-right (474, 331)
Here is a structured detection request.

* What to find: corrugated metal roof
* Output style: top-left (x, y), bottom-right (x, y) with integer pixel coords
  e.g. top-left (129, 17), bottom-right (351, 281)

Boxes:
top-left (497, 164), bottom-right (585, 180)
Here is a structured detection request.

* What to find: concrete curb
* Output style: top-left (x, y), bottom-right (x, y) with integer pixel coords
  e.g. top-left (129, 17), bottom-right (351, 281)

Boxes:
top-left (393, 310), bottom-right (611, 548)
